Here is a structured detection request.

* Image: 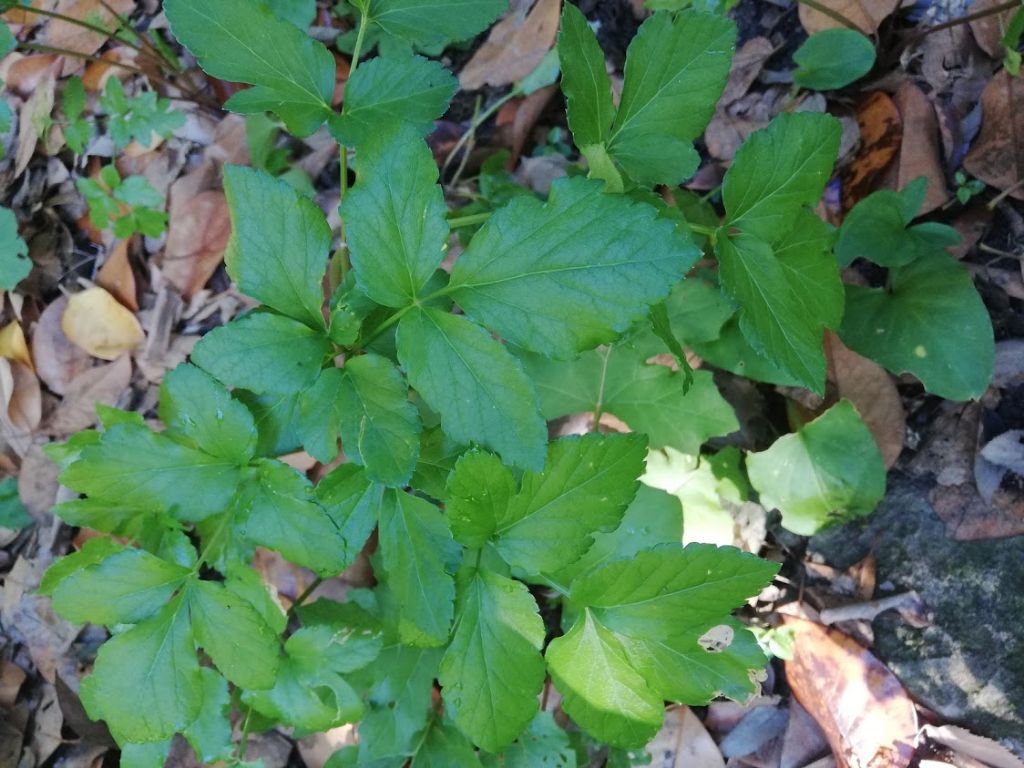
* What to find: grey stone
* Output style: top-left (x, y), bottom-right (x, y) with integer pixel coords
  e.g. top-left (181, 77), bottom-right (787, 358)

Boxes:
top-left (810, 473), bottom-right (1024, 756)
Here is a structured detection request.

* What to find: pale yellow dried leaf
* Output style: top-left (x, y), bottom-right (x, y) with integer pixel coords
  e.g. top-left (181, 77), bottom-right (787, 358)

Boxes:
top-left (61, 286), bottom-right (144, 360)
top-left (0, 321), bottom-right (33, 370)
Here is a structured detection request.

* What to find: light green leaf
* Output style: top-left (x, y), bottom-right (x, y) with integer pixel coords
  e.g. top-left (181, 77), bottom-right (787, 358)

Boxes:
top-left (365, 0), bottom-right (506, 50)
top-left (606, 11), bottom-right (735, 185)
top-left (0, 207), bottom-right (31, 291)
top-left (223, 165), bottom-right (330, 327)
top-left (344, 130), bottom-right (448, 307)
top-left (337, 354), bottom-right (421, 486)
top-left (446, 451), bottom-right (517, 549)
top-left (120, 740), bottom-right (172, 768)
top-left (331, 53), bottom-right (457, 146)
top-left (159, 364), bottom-right (258, 464)
top-left (440, 568), bottom-right (545, 751)
top-left (100, 77), bottom-right (184, 149)
top-left (747, 399), bottom-right (886, 535)
top-left (722, 112), bottom-right (840, 242)
top-left (59, 424), bottom-right (242, 521)
top-left (494, 433), bottom-right (647, 575)
top-left (397, 308), bottom-right (546, 470)
top-left (773, 211), bottom-right (843, 330)
top-left (840, 253), bottom-right (994, 400)
top-left (546, 610), bottom-right (664, 748)
top-left (316, 463), bottom-right (385, 569)
top-left (191, 311), bottom-right (330, 394)
top-left (411, 717), bottom-right (483, 768)
top-left (188, 580), bottom-right (280, 690)
top-left (51, 548), bottom-right (190, 625)
top-left (450, 177), bottom-right (697, 359)
top-left (557, 3), bottom-right (614, 149)
top-left (0, 477), bottom-right (31, 530)
top-left (39, 537), bottom-right (126, 596)
top-left (80, 596), bottom-right (202, 744)
top-left (793, 29), bottom-right (875, 91)
top-left (165, 0), bottom-right (335, 135)
top-left (182, 669), bottom-right (233, 764)
top-left (486, 712), bottom-right (577, 768)
top-left (378, 489), bottom-right (461, 646)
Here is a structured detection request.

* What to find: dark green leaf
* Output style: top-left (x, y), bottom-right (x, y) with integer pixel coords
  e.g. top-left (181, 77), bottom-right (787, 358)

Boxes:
top-left (557, 3), bottom-right (614, 149)
top-left (793, 29), bottom-right (875, 90)
top-left (0, 207), bottom-right (32, 290)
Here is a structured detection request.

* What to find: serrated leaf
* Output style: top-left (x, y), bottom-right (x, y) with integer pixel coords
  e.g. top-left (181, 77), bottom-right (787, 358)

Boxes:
top-left (793, 29), bottom-right (875, 91)
top-left (100, 77), bottom-right (185, 149)
top-left (447, 451), bottom-right (517, 549)
top-left (344, 130), bottom-right (448, 308)
top-left (182, 669), bottom-right (233, 764)
top-left (440, 568), bottom-right (545, 751)
top-left (546, 610), bottom-right (664, 748)
top-left (191, 311), bottom-right (330, 394)
top-left (223, 165), bottom-right (330, 327)
top-left (294, 368), bottom-right (345, 462)
top-left (397, 308), bottom-right (546, 470)
top-left (39, 537), bottom-right (126, 596)
top-left (606, 11), bottom-right (735, 185)
top-left (0, 207), bottom-right (31, 291)
top-left (722, 112), bottom-right (840, 242)
top-left (747, 399), bottom-right (885, 535)
top-left (773, 211), bottom-right (843, 330)
top-left (165, 0), bottom-right (335, 135)
top-left (486, 712), bottom-right (577, 768)
top-left (60, 424), bottom-right (243, 521)
top-left (378, 489), bottom-right (461, 646)
top-left (331, 54), bottom-right (457, 146)
top-left (494, 433), bottom-right (647, 576)
top-left (159, 364), bottom-right (258, 464)
top-left (51, 548), bottom-right (189, 625)
top-left (365, 0), bottom-right (506, 50)
top-left (839, 252), bottom-right (994, 400)
top-left (557, 3), bottom-right (614, 149)
top-left (316, 463), bottom-right (385, 569)
top-left (80, 595), bottom-right (202, 744)
top-left (236, 460), bottom-right (349, 576)
top-left (449, 177), bottom-right (698, 359)
top-left (188, 580), bottom-right (280, 690)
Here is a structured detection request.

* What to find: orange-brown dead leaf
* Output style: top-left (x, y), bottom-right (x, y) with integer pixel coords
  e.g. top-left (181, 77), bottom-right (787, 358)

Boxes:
top-left (882, 82), bottom-right (949, 214)
top-left (969, 0), bottom-right (1020, 58)
top-left (96, 239), bottom-right (138, 311)
top-left (784, 616), bottom-right (918, 768)
top-left (44, 354), bottom-right (131, 437)
top-left (61, 286), bottom-right (144, 361)
top-left (497, 83), bottom-right (559, 163)
top-left (841, 92), bottom-right (902, 213)
top-left (459, 0), bottom-right (561, 90)
top-left (964, 70), bottom-right (1024, 201)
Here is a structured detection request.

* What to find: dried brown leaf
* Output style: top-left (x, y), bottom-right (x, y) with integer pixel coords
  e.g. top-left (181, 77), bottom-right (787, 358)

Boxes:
top-left (0, 359), bottom-right (41, 456)
top-left (14, 63), bottom-right (56, 177)
top-left (646, 707), bottom-right (725, 768)
top-left (42, 0), bottom-right (136, 76)
top-left (881, 82), bottom-right (949, 214)
top-left (459, 0), bottom-right (560, 90)
top-left (840, 92), bottom-right (902, 212)
top-left (96, 239), bottom-right (138, 311)
top-left (0, 320), bottom-right (33, 371)
top-left (62, 286), bottom-right (144, 360)
top-left (31, 297), bottom-right (92, 396)
top-left (798, 0), bottom-right (900, 34)
top-left (163, 188), bottom-right (231, 297)
top-left (964, 70), bottom-right (1024, 201)
top-left (44, 354), bottom-right (131, 437)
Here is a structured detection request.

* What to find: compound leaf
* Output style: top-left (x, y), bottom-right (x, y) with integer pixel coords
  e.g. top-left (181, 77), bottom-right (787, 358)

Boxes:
top-left (182, 669), bottom-right (233, 764)
top-left (397, 308), bottom-right (546, 471)
top-left (440, 568), bottom-right (545, 752)
top-left (449, 176), bottom-right (698, 359)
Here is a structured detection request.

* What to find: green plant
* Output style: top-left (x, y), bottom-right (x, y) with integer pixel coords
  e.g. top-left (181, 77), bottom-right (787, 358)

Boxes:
top-left (61, 76), bottom-right (94, 154)
top-left (42, 1), bottom-right (997, 766)
top-left (792, 29), bottom-right (876, 90)
top-left (77, 165), bottom-right (168, 238)
top-left (0, 206), bottom-right (31, 290)
top-left (100, 76), bottom-right (185, 149)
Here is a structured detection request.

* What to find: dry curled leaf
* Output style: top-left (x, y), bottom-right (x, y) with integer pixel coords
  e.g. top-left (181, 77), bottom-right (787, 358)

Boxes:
top-left (96, 239), bottom-right (139, 312)
top-left (44, 355), bottom-right (131, 437)
top-left (61, 286), bottom-right (144, 361)
top-left (14, 64), bottom-right (56, 177)
top-left (459, 0), bottom-right (560, 90)
top-left (784, 616), bottom-right (918, 768)
top-left (42, 0), bottom-right (136, 76)
top-left (162, 188), bottom-right (231, 297)
top-left (968, 0), bottom-right (1020, 59)
top-left (841, 92), bottom-right (902, 212)
top-left (964, 70), bottom-right (1024, 201)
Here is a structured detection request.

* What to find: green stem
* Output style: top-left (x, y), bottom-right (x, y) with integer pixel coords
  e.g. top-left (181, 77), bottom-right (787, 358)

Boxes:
top-left (442, 88), bottom-right (520, 183)
top-left (538, 575), bottom-right (571, 597)
top-left (355, 303), bottom-right (417, 349)
top-left (795, 0), bottom-right (861, 30)
top-left (237, 706), bottom-right (254, 762)
top-left (687, 222), bottom-right (719, 237)
top-left (447, 211), bottom-right (493, 229)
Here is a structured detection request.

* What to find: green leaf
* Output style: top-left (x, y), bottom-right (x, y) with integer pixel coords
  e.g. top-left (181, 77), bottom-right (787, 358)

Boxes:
top-left (120, 740), bottom-right (172, 768)
top-left (839, 253), bottom-right (994, 400)
top-left (485, 712), bottom-right (577, 768)
top-left (522, 343), bottom-right (738, 455)
top-left (60, 424), bottom-right (243, 521)
top-left (182, 669), bottom-right (233, 764)
top-left (557, 3), bottom-right (615, 149)
top-left (237, 460), bottom-right (349, 576)
top-left (546, 610), bottom-right (664, 748)
top-left (0, 206), bottom-right (31, 290)
top-left (159, 364), bottom-right (258, 464)
top-left (397, 308), bottom-right (546, 470)
top-left (716, 233), bottom-right (828, 393)
top-left (80, 596), bottom-right (202, 744)
top-left (51, 547), bottom-right (190, 625)
top-left (191, 311), bottom-right (330, 394)
top-left (223, 165), bottom-right (329, 328)
top-left (447, 451), bottom-right (517, 549)
top-left (747, 399), bottom-right (885, 535)
top-left (773, 212), bottom-right (843, 330)
top-left (411, 716), bottom-right (483, 768)
top-left (295, 368), bottom-right (345, 462)
top-left (378, 489), bottom-right (461, 646)
top-left (268, 0), bottom-right (316, 26)
top-left (330, 53), bottom-right (457, 146)
top-left (449, 176), bottom-right (698, 359)
top-left (344, 130), bottom-right (449, 308)
top-left (439, 568), bottom-right (545, 751)
top-left (337, 354), bottom-right (421, 486)
top-left (606, 11), bottom-right (735, 185)
top-left (39, 537), bottom-right (126, 596)
top-left (316, 463), bottom-right (385, 569)
top-left (188, 580), bottom-right (280, 690)
top-left (365, 0), bottom-right (506, 51)
top-left (793, 29), bottom-right (875, 90)
top-left (722, 112), bottom-right (840, 242)
top-left (100, 77), bottom-right (184, 149)
top-left (165, 0), bottom-right (335, 135)
top-left (0, 477), bottom-right (31, 529)
top-left (493, 433), bottom-right (647, 575)
top-left (1, 20), bottom-right (15, 56)
top-left (62, 76), bottom-right (93, 154)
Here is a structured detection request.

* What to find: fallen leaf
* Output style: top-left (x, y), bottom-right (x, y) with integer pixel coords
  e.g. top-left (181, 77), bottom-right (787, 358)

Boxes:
top-left (162, 188), bottom-right (231, 297)
top-left (780, 699), bottom-right (830, 768)
top-left (0, 359), bottom-right (41, 457)
top-left (798, 0), bottom-right (900, 34)
top-left (31, 684), bottom-right (63, 764)
top-left (980, 430), bottom-right (1024, 476)
top-left (297, 725), bottom-right (358, 768)
top-left (44, 355), bottom-right (131, 437)
top-left (881, 82), bottom-right (948, 214)
top-left (969, 0), bottom-right (1020, 59)
top-left (719, 705), bottom-right (789, 760)
top-left (646, 707), bottom-right (725, 768)
top-left (920, 725), bottom-right (1024, 768)
top-left (3, 53), bottom-right (60, 95)
top-left (18, 443), bottom-right (59, 519)
top-left (840, 92), bottom-right (902, 212)
top-left (42, 0), bottom-right (136, 76)
top-left (829, 335), bottom-right (905, 468)
top-left (993, 339), bottom-right (1024, 388)
top-left (0, 661), bottom-right (26, 709)
top-left (784, 616), bottom-right (918, 768)
top-left (459, 0), bottom-right (560, 90)
top-left (2, 0), bottom-right (59, 29)
top-left (31, 297), bottom-right (93, 396)
top-left (497, 83), bottom-right (558, 162)
top-left (721, 37), bottom-right (775, 107)
top-left (964, 70), bottom-right (1024, 201)
top-left (62, 286), bottom-right (145, 360)
top-left (96, 239), bottom-right (139, 311)
top-left (14, 63), bottom-right (56, 177)
top-left (0, 320), bottom-right (33, 370)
